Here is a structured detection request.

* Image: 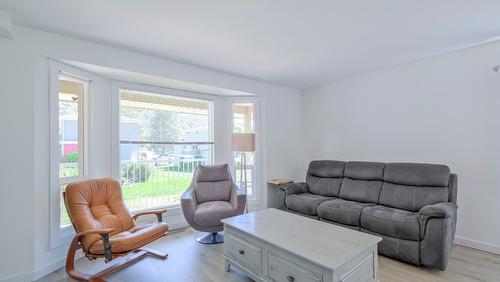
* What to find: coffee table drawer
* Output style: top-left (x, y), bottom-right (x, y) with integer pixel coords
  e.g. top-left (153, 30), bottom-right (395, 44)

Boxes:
top-left (227, 233), bottom-right (263, 274)
top-left (269, 253), bottom-right (322, 282)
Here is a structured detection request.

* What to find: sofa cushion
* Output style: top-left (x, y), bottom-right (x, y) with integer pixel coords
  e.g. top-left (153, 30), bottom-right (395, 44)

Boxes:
top-left (339, 162), bottom-right (384, 203)
top-left (193, 201), bottom-right (236, 227)
top-left (384, 163), bottom-right (450, 187)
top-left (379, 162), bottom-right (450, 212)
top-left (344, 161), bottom-right (385, 180)
top-left (286, 193), bottom-right (333, 216)
top-left (361, 205), bottom-right (420, 241)
top-left (305, 160), bottom-right (345, 197)
top-left (307, 160), bottom-right (345, 178)
top-left (306, 176), bottom-right (342, 197)
top-left (361, 228), bottom-right (420, 265)
top-left (379, 182), bottom-right (449, 212)
top-left (339, 178), bottom-right (383, 203)
top-left (317, 199), bottom-right (374, 226)
top-left (320, 218), bottom-right (360, 231)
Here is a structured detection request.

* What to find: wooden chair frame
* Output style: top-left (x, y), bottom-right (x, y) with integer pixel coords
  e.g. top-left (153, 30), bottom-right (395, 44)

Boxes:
top-left (63, 191), bottom-right (169, 281)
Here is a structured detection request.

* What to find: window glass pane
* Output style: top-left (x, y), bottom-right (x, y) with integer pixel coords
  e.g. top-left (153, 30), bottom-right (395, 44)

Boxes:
top-left (232, 102), bottom-right (255, 196)
top-left (58, 74), bottom-right (86, 230)
top-left (120, 89), bottom-right (213, 210)
top-left (58, 76), bottom-right (84, 178)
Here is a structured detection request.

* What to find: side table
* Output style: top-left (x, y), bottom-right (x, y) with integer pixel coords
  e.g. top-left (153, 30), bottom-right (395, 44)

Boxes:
top-left (266, 178), bottom-right (293, 210)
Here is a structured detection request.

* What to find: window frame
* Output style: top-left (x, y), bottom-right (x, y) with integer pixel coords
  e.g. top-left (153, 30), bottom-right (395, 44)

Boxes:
top-left (49, 60), bottom-right (91, 249)
top-left (111, 81), bottom-right (220, 212)
top-left (227, 96), bottom-right (262, 205)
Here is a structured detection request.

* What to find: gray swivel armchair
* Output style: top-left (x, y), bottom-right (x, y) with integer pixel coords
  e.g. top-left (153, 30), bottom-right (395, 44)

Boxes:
top-left (181, 164), bottom-right (246, 244)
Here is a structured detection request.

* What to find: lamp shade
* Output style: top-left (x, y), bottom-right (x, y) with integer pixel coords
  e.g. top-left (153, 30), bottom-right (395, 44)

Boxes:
top-left (231, 133), bottom-right (255, 152)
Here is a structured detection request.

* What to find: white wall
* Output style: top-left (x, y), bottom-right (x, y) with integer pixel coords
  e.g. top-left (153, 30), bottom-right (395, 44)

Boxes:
top-left (0, 30), bottom-right (35, 282)
top-left (302, 40), bottom-right (500, 254)
top-left (0, 25), bottom-right (303, 281)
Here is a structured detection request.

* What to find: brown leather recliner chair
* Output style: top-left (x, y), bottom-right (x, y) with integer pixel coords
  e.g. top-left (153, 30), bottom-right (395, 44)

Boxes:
top-left (181, 164), bottom-right (246, 244)
top-left (63, 178), bottom-right (169, 281)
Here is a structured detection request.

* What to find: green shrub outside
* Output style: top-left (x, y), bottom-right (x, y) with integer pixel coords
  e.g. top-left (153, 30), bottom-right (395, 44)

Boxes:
top-left (122, 163), bottom-right (152, 183)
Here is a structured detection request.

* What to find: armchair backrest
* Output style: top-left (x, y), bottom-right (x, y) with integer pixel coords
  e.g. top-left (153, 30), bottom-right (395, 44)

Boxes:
top-left (64, 178), bottom-right (135, 251)
top-left (193, 164), bottom-right (232, 204)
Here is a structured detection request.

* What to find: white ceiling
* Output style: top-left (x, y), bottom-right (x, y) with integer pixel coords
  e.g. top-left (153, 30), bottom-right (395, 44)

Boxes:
top-left (2, 1), bottom-right (500, 89)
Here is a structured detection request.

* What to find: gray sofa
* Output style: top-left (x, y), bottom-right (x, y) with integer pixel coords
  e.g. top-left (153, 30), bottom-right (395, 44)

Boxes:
top-left (281, 160), bottom-right (458, 270)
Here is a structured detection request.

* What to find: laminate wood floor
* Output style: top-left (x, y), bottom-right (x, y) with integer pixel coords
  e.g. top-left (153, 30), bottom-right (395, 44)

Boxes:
top-left (38, 228), bottom-right (500, 282)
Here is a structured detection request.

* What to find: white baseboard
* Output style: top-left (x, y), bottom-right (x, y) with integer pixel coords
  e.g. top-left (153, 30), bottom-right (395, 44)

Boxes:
top-left (0, 271), bottom-right (34, 282)
top-left (33, 255), bottom-right (72, 281)
top-left (454, 236), bottom-right (500, 255)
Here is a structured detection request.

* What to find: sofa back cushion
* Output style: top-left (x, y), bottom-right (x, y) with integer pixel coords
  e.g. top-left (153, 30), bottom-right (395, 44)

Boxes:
top-left (306, 160), bottom-right (345, 197)
top-left (379, 163), bottom-right (450, 211)
top-left (339, 161), bottom-right (385, 203)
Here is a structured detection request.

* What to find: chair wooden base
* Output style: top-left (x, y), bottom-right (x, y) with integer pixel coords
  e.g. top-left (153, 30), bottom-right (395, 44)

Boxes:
top-left (66, 244), bottom-right (168, 281)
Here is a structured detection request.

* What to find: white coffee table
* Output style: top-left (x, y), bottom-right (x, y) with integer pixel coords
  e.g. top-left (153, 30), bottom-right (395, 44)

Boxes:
top-left (221, 208), bottom-right (382, 282)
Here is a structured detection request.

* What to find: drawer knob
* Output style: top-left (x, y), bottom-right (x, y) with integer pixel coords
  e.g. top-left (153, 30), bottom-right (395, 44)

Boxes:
top-left (287, 276), bottom-right (295, 282)
top-left (238, 249), bottom-right (245, 255)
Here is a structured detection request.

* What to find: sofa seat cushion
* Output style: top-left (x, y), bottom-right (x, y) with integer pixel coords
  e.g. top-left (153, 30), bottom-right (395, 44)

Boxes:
top-left (286, 193), bottom-right (333, 216)
top-left (361, 205), bottom-right (420, 241)
top-left (317, 199), bottom-right (374, 226)
top-left (193, 201), bottom-right (236, 227)
top-left (88, 222), bottom-right (168, 255)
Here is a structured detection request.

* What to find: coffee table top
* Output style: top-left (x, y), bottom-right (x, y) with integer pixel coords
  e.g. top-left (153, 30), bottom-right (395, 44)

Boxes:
top-left (221, 208), bottom-right (382, 269)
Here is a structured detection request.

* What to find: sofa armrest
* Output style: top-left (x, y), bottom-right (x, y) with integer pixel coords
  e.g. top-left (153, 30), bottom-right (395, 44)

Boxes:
top-left (281, 182), bottom-right (308, 196)
top-left (419, 202), bottom-right (458, 270)
top-left (419, 202), bottom-right (457, 219)
top-left (230, 183), bottom-right (246, 214)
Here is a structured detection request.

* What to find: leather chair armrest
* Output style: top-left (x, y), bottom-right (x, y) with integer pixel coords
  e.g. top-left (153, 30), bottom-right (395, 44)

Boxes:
top-left (419, 202), bottom-right (457, 219)
top-left (74, 228), bottom-right (114, 262)
top-left (230, 183), bottom-right (246, 214)
top-left (281, 182), bottom-right (308, 196)
top-left (76, 228), bottom-right (114, 237)
top-left (133, 208), bottom-right (168, 222)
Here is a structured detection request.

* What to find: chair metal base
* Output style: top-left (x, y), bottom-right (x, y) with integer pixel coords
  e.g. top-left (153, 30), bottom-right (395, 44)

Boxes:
top-left (195, 232), bottom-right (224, 244)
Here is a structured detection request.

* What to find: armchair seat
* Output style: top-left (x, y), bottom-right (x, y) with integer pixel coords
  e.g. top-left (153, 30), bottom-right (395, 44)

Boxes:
top-left (194, 201), bottom-right (236, 227)
top-left (88, 222), bottom-right (169, 255)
